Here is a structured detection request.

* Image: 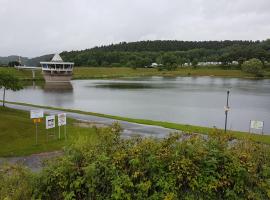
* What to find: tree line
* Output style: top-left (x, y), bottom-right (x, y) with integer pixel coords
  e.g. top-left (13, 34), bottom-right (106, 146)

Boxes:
top-left (60, 39), bottom-right (270, 68)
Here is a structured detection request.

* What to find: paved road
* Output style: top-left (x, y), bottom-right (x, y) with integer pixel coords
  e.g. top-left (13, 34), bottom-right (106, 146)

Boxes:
top-left (6, 103), bottom-right (178, 138)
top-left (1, 103), bottom-right (179, 171)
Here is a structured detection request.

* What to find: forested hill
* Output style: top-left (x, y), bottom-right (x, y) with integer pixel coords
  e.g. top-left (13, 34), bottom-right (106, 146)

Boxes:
top-left (60, 40), bottom-right (270, 67)
top-left (90, 40), bottom-right (258, 52)
top-left (0, 54), bottom-right (53, 66)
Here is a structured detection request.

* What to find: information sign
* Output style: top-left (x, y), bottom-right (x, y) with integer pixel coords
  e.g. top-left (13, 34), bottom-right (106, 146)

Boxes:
top-left (46, 115), bottom-right (55, 129)
top-left (58, 113), bottom-right (66, 126)
top-left (30, 110), bottom-right (44, 119)
top-left (250, 120), bottom-right (264, 130)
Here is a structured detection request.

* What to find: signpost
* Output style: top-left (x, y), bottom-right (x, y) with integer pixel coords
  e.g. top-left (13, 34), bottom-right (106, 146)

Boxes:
top-left (224, 90), bottom-right (230, 133)
top-left (30, 110), bottom-right (44, 145)
top-left (58, 113), bottom-right (67, 140)
top-left (249, 120), bottom-right (264, 134)
top-left (46, 115), bottom-right (55, 129)
top-left (30, 110), bottom-right (44, 119)
top-left (46, 115), bottom-right (56, 141)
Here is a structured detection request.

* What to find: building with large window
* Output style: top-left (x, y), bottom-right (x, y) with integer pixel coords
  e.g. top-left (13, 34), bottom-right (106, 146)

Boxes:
top-left (40, 54), bottom-right (74, 82)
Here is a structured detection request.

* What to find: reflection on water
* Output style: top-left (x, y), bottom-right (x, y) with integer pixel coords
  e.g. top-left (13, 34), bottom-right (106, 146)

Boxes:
top-left (1, 76), bottom-right (270, 133)
top-left (94, 82), bottom-right (169, 89)
top-left (43, 82), bottom-right (73, 93)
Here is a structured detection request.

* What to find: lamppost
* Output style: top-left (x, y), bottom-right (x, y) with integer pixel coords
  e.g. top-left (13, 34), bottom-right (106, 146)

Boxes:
top-left (224, 90), bottom-right (230, 133)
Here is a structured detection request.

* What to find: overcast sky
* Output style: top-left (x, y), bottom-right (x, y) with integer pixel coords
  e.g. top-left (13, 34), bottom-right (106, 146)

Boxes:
top-left (0, 0), bottom-right (270, 57)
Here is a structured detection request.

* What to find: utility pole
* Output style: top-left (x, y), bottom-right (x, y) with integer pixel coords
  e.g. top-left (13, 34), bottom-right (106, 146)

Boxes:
top-left (224, 90), bottom-right (230, 133)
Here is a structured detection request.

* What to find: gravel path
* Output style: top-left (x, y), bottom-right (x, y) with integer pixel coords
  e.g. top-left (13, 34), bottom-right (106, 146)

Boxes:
top-left (0, 151), bottom-right (63, 172)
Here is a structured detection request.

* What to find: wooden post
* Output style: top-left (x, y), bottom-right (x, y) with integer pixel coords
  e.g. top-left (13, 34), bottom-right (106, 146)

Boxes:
top-left (35, 122), bottom-right (38, 145)
top-left (59, 126), bottom-right (61, 140)
top-left (65, 125), bottom-right (67, 140)
top-left (32, 70), bottom-right (35, 79)
top-left (2, 87), bottom-right (5, 107)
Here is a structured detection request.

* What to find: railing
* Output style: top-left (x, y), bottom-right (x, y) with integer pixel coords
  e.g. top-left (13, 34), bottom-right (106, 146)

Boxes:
top-left (42, 68), bottom-right (73, 72)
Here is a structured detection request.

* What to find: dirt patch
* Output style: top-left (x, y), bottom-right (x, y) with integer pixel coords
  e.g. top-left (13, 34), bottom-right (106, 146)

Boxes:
top-left (73, 121), bottom-right (109, 128)
top-left (0, 151), bottom-right (63, 172)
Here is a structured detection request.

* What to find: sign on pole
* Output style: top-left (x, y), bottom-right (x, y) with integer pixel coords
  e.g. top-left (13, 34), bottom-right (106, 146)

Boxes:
top-left (46, 115), bottom-right (55, 129)
top-left (30, 110), bottom-right (43, 145)
top-left (250, 120), bottom-right (264, 130)
top-left (58, 113), bottom-right (67, 140)
top-left (58, 113), bottom-right (66, 126)
top-left (33, 118), bottom-right (42, 123)
top-left (250, 120), bottom-right (264, 134)
top-left (30, 110), bottom-right (44, 119)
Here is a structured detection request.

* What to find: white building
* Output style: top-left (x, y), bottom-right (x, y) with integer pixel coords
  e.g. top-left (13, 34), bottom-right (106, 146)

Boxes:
top-left (40, 54), bottom-right (74, 82)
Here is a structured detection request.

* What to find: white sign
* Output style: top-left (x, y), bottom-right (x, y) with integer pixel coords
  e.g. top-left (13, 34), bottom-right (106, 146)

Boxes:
top-left (58, 113), bottom-right (66, 126)
top-left (30, 110), bottom-right (44, 119)
top-left (46, 115), bottom-right (55, 129)
top-left (250, 120), bottom-right (264, 130)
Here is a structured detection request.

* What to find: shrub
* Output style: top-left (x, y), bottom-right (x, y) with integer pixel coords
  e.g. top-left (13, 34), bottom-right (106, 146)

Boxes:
top-left (32, 125), bottom-right (270, 199)
top-left (241, 58), bottom-right (264, 77)
top-left (0, 165), bottom-right (34, 200)
top-left (2, 123), bottom-right (270, 199)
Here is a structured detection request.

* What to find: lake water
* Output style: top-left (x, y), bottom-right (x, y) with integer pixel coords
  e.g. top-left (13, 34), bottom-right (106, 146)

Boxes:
top-left (2, 76), bottom-right (270, 133)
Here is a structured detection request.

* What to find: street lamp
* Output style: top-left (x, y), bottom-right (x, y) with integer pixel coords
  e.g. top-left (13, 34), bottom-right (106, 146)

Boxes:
top-left (224, 90), bottom-right (230, 133)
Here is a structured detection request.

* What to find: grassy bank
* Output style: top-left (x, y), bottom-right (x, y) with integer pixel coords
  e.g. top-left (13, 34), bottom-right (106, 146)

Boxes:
top-left (0, 67), bottom-right (43, 80)
top-left (2, 100), bottom-right (270, 145)
top-left (73, 67), bottom-right (261, 79)
top-left (1, 66), bottom-right (268, 80)
top-left (0, 107), bottom-right (98, 157)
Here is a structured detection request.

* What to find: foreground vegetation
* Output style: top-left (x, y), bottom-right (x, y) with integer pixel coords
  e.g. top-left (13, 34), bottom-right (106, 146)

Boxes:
top-left (1, 123), bottom-right (270, 199)
top-left (3, 101), bottom-right (270, 145)
top-left (0, 107), bottom-right (97, 156)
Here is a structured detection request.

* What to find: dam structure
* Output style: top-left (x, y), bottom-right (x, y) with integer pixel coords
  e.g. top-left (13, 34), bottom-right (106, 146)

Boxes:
top-left (40, 54), bottom-right (74, 82)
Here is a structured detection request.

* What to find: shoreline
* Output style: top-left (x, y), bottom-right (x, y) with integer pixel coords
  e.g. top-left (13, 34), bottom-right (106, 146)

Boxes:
top-left (2, 100), bottom-right (270, 145)
top-left (1, 67), bottom-right (270, 80)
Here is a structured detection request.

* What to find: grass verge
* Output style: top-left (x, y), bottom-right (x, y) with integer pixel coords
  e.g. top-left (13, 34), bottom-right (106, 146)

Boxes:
top-left (1, 67), bottom-right (269, 80)
top-left (2, 100), bottom-right (270, 145)
top-left (0, 107), bottom-right (98, 157)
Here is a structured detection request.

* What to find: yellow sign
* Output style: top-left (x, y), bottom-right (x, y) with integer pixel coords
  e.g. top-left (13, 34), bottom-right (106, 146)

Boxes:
top-left (33, 118), bottom-right (42, 123)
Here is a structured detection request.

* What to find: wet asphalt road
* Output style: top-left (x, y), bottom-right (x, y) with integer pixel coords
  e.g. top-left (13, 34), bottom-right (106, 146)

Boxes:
top-left (1, 103), bottom-right (178, 171)
top-left (5, 103), bottom-right (177, 138)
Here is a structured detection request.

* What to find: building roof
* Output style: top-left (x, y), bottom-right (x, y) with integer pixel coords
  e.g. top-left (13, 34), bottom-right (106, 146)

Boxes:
top-left (40, 61), bottom-right (74, 65)
top-left (40, 53), bottom-right (74, 65)
top-left (51, 54), bottom-right (63, 62)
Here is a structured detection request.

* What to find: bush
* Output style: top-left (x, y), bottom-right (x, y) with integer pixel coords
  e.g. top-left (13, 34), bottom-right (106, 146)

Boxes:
top-left (2, 124), bottom-right (270, 199)
top-left (32, 124), bottom-right (270, 199)
top-left (241, 58), bottom-right (264, 77)
top-left (0, 165), bottom-right (34, 200)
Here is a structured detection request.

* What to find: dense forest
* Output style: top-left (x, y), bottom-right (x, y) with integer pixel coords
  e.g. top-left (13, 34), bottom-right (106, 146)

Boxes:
top-left (60, 40), bottom-right (270, 68)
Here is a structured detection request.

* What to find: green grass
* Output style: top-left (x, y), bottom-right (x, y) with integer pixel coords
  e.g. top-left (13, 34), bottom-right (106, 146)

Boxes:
top-left (1, 67), bottom-right (269, 80)
top-left (0, 107), bottom-right (98, 157)
top-left (0, 67), bottom-right (43, 80)
top-left (73, 67), bottom-right (261, 79)
top-left (2, 100), bottom-right (270, 145)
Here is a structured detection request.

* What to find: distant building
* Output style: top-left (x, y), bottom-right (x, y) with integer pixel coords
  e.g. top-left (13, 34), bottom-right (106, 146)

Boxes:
top-left (183, 62), bottom-right (191, 66)
top-left (40, 54), bottom-right (74, 82)
top-left (197, 62), bottom-right (222, 66)
top-left (232, 61), bottom-right (239, 65)
top-left (151, 63), bottom-right (159, 68)
top-left (145, 63), bottom-right (162, 68)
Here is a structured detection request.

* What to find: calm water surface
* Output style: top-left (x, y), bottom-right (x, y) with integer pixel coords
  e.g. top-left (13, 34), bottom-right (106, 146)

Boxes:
top-left (2, 77), bottom-right (270, 133)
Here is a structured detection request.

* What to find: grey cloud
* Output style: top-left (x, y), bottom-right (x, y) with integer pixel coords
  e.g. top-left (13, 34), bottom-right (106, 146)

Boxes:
top-left (0, 0), bottom-right (269, 57)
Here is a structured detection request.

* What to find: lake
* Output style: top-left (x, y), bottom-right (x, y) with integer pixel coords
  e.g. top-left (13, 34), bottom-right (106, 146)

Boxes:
top-left (2, 76), bottom-right (270, 133)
